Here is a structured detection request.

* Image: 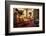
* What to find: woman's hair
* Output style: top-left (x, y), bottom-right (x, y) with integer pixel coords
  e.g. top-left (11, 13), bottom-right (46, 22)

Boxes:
top-left (29, 12), bottom-right (32, 16)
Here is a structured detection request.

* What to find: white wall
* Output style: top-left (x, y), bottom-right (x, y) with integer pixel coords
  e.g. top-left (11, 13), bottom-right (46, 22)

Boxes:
top-left (0, 0), bottom-right (46, 36)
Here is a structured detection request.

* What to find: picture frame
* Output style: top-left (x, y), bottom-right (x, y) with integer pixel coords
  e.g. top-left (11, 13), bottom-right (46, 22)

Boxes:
top-left (5, 1), bottom-right (45, 35)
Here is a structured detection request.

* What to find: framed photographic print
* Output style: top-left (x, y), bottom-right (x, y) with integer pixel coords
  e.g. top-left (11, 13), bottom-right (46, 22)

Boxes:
top-left (5, 1), bottom-right (45, 35)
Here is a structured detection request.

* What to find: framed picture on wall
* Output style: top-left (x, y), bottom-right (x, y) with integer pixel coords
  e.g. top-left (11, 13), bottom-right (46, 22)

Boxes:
top-left (5, 1), bottom-right (45, 35)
